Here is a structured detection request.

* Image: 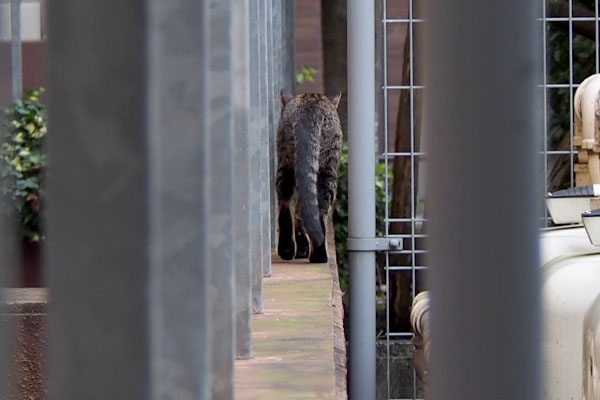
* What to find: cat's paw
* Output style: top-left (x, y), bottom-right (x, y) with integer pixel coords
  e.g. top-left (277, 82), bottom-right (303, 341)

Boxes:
top-left (309, 244), bottom-right (328, 263)
top-left (278, 240), bottom-right (296, 261)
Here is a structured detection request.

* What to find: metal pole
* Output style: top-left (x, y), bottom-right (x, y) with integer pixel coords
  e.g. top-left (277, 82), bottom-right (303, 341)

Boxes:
top-left (347, 0), bottom-right (376, 398)
top-left (283, 0), bottom-right (296, 93)
top-left (269, 0), bottom-right (280, 252)
top-left (259, 0), bottom-right (272, 278)
top-left (10, 0), bottom-right (22, 100)
top-left (424, 0), bottom-right (542, 399)
top-left (249, 0), bottom-right (264, 314)
top-left (1, 3), bottom-right (19, 396)
top-left (205, 1), bottom-right (235, 398)
top-left (48, 0), bottom-right (234, 398)
top-left (233, 0), bottom-right (252, 359)
top-left (146, 0), bottom-right (217, 398)
top-left (47, 1), bottom-right (151, 397)
top-left (0, 164), bottom-right (17, 400)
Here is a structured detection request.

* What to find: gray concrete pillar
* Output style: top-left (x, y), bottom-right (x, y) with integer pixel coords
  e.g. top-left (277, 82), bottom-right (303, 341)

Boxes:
top-left (0, 197), bottom-right (17, 399)
top-left (10, 0), bottom-right (22, 100)
top-left (424, 0), bottom-right (542, 398)
top-left (47, 1), bottom-right (151, 397)
top-left (269, 0), bottom-right (281, 252)
top-left (259, 0), bottom-right (272, 277)
top-left (233, 0), bottom-right (253, 359)
top-left (204, 1), bottom-right (235, 398)
top-left (1, 7), bottom-right (18, 397)
top-left (282, 0), bottom-right (296, 93)
top-left (47, 0), bottom-right (234, 399)
top-left (250, 1), bottom-right (265, 314)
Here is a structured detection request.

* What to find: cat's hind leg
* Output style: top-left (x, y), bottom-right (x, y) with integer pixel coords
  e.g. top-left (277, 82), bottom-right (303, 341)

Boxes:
top-left (294, 217), bottom-right (310, 259)
top-left (277, 166), bottom-right (296, 260)
top-left (309, 171), bottom-right (337, 263)
top-left (309, 215), bottom-right (328, 263)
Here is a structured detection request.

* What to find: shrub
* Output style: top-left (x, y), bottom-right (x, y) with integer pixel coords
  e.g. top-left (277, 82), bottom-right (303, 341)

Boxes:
top-left (0, 89), bottom-right (47, 242)
top-left (295, 66), bottom-right (318, 85)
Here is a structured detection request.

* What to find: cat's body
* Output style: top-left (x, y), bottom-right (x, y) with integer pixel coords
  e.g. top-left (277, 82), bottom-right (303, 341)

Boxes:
top-left (276, 91), bottom-right (343, 263)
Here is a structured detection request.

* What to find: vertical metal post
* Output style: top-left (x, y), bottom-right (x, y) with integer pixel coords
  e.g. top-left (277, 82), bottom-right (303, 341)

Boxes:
top-left (282, 0), bottom-right (296, 93)
top-left (10, 0), bottom-right (22, 100)
top-left (0, 147), bottom-right (16, 399)
top-left (206, 1), bottom-right (234, 398)
top-left (2, 4), bottom-right (19, 399)
top-left (249, 0), bottom-right (264, 314)
top-left (347, 0), bottom-right (376, 398)
top-left (47, 1), bottom-right (150, 398)
top-left (425, 1), bottom-right (541, 399)
top-left (259, 0), bottom-right (272, 277)
top-left (48, 0), bottom-right (234, 398)
top-left (233, 0), bottom-right (252, 359)
top-left (0, 237), bottom-right (11, 400)
top-left (269, 0), bottom-right (280, 252)
top-left (146, 0), bottom-right (221, 398)
top-left (275, 0), bottom-right (284, 99)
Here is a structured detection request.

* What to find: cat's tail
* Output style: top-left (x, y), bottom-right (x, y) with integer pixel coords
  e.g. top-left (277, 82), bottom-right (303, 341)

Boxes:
top-left (295, 117), bottom-right (325, 246)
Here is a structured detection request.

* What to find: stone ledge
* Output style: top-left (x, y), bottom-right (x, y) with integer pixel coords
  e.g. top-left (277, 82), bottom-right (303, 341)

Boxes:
top-left (235, 228), bottom-right (347, 399)
top-left (2, 288), bottom-right (48, 400)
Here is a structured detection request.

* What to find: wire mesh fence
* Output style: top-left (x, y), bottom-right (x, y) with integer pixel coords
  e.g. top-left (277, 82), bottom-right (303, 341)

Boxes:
top-left (378, 0), bottom-right (600, 399)
top-left (379, 0), bottom-right (426, 398)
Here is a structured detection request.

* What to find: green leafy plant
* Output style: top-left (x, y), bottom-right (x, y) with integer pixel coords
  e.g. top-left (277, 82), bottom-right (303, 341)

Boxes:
top-left (0, 89), bottom-right (47, 242)
top-left (333, 143), bottom-right (349, 291)
top-left (333, 143), bottom-right (392, 293)
top-left (295, 66), bottom-right (318, 85)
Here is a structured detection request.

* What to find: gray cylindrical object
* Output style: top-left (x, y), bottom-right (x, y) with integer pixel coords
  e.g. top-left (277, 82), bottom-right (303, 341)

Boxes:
top-left (424, 1), bottom-right (541, 399)
top-left (11, 0), bottom-right (22, 100)
top-left (348, 252), bottom-right (376, 398)
top-left (269, 0), bottom-right (280, 252)
top-left (48, 0), bottom-right (235, 398)
top-left (233, 0), bottom-right (252, 360)
top-left (259, 0), bottom-right (272, 278)
top-left (249, 0), bottom-right (264, 314)
top-left (206, 1), bottom-right (234, 398)
top-left (347, 0), bottom-right (376, 398)
top-left (282, 0), bottom-right (296, 92)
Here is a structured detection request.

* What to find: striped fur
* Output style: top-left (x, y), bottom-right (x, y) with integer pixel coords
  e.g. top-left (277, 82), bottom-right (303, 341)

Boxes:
top-left (276, 91), bottom-right (342, 263)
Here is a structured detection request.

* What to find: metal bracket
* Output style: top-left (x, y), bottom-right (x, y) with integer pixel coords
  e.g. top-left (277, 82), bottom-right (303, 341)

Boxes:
top-left (346, 237), bottom-right (403, 252)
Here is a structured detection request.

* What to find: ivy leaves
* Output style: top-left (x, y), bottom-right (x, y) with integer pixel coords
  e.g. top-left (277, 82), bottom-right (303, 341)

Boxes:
top-left (1, 89), bottom-right (47, 242)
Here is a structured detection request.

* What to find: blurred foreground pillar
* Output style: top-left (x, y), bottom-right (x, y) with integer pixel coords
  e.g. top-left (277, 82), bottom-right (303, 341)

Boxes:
top-left (47, 0), bottom-right (234, 399)
top-left (424, 1), bottom-right (542, 399)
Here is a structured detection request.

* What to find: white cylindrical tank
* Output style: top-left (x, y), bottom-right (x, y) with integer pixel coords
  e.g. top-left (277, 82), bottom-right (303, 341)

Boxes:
top-left (540, 226), bottom-right (597, 266)
top-left (584, 294), bottom-right (600, 399)
top-left (542, 250), bottom-right (600, 399)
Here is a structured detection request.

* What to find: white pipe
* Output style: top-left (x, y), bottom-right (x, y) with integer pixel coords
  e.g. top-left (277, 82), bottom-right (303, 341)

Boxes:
top-left (574, 74), bottom-right (599, 142)
top-left (575, 74), bottom-right (600, 183)
top-left (410, 291), bottom-right (430, 362)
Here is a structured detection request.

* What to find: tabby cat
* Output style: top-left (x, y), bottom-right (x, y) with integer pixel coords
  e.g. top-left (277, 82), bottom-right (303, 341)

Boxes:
top-left (276, 90), bottom-right (343, 263)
